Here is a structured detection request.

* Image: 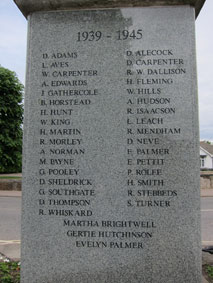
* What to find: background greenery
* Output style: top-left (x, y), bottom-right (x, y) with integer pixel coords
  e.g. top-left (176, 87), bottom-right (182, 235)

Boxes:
top-left (0, 66), bottom-right (23, 173)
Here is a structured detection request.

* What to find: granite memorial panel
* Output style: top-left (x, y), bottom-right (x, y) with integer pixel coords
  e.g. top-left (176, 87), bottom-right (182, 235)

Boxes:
top-left (18, 5), bottom-right (201, 283)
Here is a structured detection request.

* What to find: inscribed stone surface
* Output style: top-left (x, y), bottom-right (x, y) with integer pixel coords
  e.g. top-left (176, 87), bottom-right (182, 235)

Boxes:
top-left (21, 6), bottom-right (201, 283)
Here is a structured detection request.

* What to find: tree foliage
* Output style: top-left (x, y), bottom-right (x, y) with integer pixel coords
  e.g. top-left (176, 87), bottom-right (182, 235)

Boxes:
top-left (0, 66), bottom-right (24, 173)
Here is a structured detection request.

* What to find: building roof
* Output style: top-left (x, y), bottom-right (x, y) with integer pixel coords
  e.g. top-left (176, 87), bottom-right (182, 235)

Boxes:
top-left (200, 141), bottom-right (213, 156)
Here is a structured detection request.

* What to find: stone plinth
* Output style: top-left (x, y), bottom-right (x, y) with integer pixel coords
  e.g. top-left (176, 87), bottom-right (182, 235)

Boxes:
top-left (14, 0), bottom-right (206, 18)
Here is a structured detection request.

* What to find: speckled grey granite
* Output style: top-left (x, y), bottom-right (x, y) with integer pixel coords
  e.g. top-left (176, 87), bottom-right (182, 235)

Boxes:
top-left (14, 0), bottom-right (206, 18)
top-left (20, 6), bottom-right (201, 283)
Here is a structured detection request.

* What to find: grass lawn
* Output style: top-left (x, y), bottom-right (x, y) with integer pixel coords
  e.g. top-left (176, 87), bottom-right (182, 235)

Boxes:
top-left (0, 177), bottom-right (22, 180)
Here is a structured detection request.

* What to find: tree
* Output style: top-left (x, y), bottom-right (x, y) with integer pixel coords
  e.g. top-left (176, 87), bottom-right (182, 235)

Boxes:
top-left (0, 66), bottom-right (24, 173)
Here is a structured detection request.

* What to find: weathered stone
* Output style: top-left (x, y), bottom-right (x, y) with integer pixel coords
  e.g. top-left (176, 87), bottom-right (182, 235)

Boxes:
top-left (19, 5), bottom-right (202, 283)
top-left (200, 176), bottom-right (210, 189)
top-left (14, 0), bottom-right (206, 18)
top-left (200, 173), bottom-right (213, 189)
top-left (0, 179), bottom-right (22, 191)
top-left (202, 251), bottom-right (213, 265)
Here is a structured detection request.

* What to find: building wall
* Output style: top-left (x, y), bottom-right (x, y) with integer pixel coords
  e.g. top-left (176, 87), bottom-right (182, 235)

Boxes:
top-left (200, 172), bottom-right (213, 189)
top-left (200, 148), bottom-right (213, 169)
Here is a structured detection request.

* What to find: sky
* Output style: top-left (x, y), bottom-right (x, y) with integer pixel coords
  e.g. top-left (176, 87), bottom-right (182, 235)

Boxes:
top-left (0, 0), bottom-right (212, 141)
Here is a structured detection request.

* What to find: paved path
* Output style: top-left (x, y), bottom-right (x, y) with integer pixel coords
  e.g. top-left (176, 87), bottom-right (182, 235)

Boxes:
top-left (0, 192), bottom-right (21, 259)
top-left (0, 191), bottom-right (21, 197)
top-left (0, 173), bottom-right (22, 177)
top-left (201, 189), bottom-right (213, 197)
top-left (201, 197), bottom-right (213, 247)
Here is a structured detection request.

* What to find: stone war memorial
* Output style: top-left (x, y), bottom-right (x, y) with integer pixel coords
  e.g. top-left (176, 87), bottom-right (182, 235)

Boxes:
top-left (14, 0), bottom-right (205, 282)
